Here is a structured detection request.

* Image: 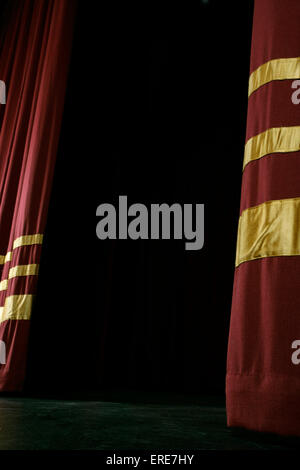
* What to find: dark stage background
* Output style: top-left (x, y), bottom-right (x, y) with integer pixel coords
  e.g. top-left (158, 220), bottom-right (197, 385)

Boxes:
top-left (0, 1), bottom-right (254, 396)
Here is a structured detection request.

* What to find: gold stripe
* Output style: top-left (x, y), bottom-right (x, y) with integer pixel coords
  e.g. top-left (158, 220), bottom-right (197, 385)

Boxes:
top-left (0, 264), bottom-right (39, 292)
top-left (236, 197), bottom-right (300, 266)
top-left (0, 280), bottom-right (8, 292)
top-left (5, 252), bottom-right (12, 263)
top-left (0, 252), bottom-right (12, 265)
top-left (243, 126), bottom-right (300, 169)
top-left (249, 57), bottom-right (300, 97)
top-left (0, 234), bottom-right (43, 266)
top-left (8, 264), bottom-right (39, 279)
top-left (0, 294), bottom-right (34, 323)
top-left (13, 234), bottom-right (43, 250)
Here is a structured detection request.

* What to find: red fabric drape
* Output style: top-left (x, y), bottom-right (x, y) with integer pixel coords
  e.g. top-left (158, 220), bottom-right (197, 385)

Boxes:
top-left (0, 0), bottom-right (76, 391)
top-left (226, 0), bottom-right (300, 436)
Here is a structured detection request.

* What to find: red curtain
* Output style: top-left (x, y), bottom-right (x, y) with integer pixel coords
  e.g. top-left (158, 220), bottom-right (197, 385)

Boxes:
top-left (226, 0), bottom-right (300, 436)
top-left (0, 0), bottom-right (76, 391)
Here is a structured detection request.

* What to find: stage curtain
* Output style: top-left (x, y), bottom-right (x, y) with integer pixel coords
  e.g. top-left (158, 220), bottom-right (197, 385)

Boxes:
top-left (226, 0), bottom-right (300, 436)
top-left (0, 0), bottom-right (76, 391)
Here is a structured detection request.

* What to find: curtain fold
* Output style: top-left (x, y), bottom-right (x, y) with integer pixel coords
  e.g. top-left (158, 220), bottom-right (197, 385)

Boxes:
top-left (0, 0), bottom-right (76, 391)
top-left (226, 0), bottom-right (300, 436)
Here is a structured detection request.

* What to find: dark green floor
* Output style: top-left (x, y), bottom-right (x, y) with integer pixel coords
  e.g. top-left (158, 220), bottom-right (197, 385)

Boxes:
top-left (0, 394), bottom-right (299, 450)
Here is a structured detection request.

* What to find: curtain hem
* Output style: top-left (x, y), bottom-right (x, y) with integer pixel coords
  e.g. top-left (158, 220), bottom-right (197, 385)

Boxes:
top-left (226, 373), bottom-right (300, 437)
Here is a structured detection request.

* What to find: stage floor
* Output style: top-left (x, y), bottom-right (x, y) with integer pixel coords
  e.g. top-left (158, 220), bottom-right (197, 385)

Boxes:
top-left (0, 394), bottom-right (298, 450)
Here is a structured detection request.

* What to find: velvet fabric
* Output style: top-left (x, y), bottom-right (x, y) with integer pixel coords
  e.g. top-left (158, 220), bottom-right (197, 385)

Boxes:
top-left (0, 0), bottom-right (76, 391)
top-left (226, 0), bottom-right (300, 436)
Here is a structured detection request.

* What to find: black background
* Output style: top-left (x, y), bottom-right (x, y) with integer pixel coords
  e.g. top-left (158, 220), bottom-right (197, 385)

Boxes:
top-left (21, 0), bottom-right (254, 396)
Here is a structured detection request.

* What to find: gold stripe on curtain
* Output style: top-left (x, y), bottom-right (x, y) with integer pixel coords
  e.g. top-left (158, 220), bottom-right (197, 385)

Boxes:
top-left (236, 197), bottom-right (300, 266)
top-left (0, 252), bottom-right (12, 265)
top-left (8, 264), bottom-right (39, 279)
top-left (0, 234), bottom-right (43, 265)
top-left (0, 295), bottom-right (34, 323)
top-left (0, 281), bottom-right (7, 291)
top-left (248, 57), bottom-right (300, 96)
top-left (13, 234), bottom-right (43, 250)
top-left (0, 264), bottom-right (40, 292)
top-left (243, 126), bottom-right (300, 169)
